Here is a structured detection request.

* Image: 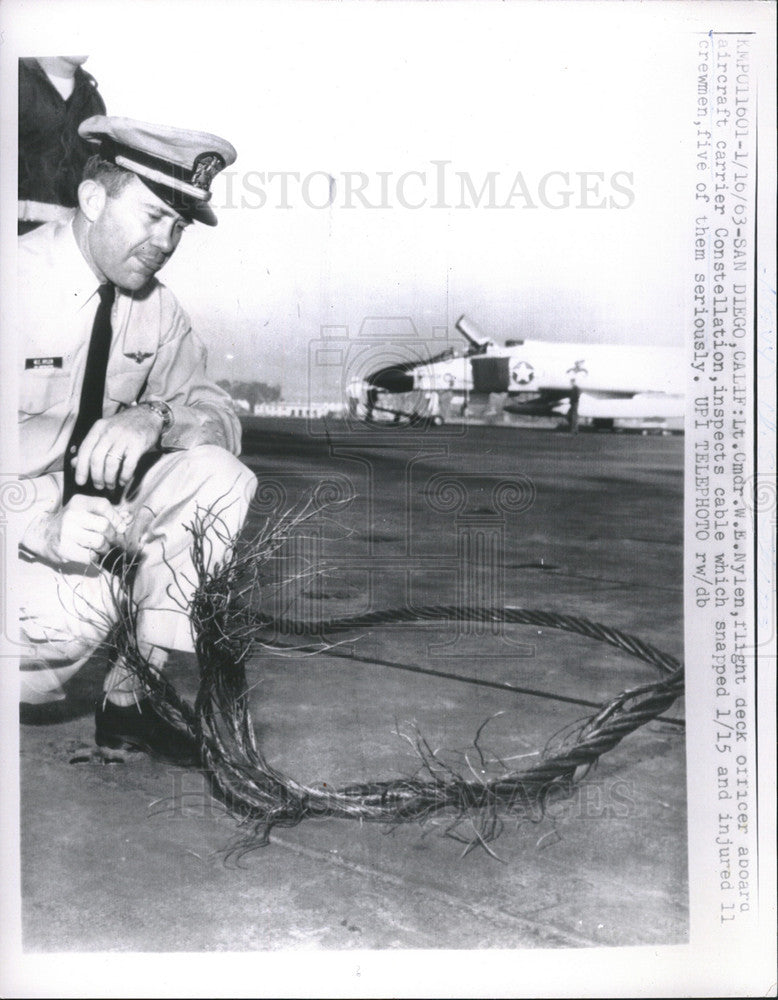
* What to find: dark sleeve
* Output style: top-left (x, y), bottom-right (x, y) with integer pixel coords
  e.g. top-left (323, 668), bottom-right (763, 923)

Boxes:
top-left (73, 67), bottom-right (107, 117)
top-left (58, 69), bottom-right (107, 204)
top-left (18, 60), bottom-right (108, 208)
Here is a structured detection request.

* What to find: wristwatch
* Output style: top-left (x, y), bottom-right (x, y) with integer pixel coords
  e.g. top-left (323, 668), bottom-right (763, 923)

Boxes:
top-left (136, 399), bottom-right (174, 434)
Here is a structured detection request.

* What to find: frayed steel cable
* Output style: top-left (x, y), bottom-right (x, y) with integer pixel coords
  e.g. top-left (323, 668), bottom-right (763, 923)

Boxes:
top-left (116, 507), bottom-right (685, 857)
top-left (255, 605), bottom-right (682, 676)
top-left (195, 606), bottom-right (682, 854)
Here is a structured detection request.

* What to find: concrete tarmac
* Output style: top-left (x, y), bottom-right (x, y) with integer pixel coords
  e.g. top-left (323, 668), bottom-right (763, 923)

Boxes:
top-left (19, 417), bottom-right (687, 952)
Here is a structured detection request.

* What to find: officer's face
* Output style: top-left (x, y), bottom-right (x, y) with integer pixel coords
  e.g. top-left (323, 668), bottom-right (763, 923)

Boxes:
top-left (88, 176), bottom-right (190, 291)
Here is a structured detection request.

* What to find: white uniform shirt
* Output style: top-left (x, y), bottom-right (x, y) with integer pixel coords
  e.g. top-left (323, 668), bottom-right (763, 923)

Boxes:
top-left (18, 213), bottom-right (241, 486)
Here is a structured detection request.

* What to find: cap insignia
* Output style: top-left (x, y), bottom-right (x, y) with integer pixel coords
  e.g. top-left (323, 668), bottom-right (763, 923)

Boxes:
top-left (191, 153), bottom-right (226, 191)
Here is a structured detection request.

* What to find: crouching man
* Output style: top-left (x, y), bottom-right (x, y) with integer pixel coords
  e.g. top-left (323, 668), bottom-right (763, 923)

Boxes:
top-left (17, 115), bottom-right (257, 763)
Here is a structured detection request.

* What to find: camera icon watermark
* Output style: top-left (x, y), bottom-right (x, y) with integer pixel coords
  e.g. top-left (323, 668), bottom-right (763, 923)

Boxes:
top-left (307, 317), bottom-right (468, 439)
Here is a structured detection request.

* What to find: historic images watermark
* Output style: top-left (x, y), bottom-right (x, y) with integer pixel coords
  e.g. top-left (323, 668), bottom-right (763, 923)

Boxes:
top-left (153, 770), bottom-right (643, 828)
top-left (211, 163), bottom-right (636, 211)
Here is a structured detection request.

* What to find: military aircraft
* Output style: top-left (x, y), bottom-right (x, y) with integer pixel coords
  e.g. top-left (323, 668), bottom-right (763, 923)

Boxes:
top-left (348, 315), bottom-right (685, 431)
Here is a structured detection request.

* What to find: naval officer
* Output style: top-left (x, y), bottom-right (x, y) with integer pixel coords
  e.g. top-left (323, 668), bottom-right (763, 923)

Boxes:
top-left (17, 115), bottom-right (257, 763)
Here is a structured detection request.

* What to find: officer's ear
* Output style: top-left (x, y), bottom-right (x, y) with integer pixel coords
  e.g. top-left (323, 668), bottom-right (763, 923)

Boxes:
top-left (78, 179), bottom-right (107, 223)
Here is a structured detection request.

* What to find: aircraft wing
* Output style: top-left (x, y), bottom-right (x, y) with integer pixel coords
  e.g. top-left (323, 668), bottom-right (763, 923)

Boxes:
top-left (558, 391), bottom-right (686, 419)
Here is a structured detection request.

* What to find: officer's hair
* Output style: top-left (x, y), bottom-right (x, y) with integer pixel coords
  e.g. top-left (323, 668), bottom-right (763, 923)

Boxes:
top-left (81, 154), bottom-right (136, 197)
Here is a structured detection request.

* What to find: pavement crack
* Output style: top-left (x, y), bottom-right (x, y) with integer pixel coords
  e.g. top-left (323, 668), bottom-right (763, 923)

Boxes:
top-left (270, 834), bottom-right (599, 948)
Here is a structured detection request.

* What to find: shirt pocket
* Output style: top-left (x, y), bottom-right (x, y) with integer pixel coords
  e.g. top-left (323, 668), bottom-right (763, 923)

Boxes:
top-left (105, 369), bottom-right (149, 407)
top-left (18, 371), bottom-right (71, 414)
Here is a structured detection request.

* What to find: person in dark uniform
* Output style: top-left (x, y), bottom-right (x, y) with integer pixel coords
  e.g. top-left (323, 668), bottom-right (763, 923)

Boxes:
top-left (568, 382), bottom-right (581, 434)
top-left (18, 56), bottom-right (107, 235)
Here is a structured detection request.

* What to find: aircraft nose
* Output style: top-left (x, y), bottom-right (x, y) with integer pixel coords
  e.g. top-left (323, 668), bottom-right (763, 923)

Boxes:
top-left (367, 364), bottom-right (415, 393)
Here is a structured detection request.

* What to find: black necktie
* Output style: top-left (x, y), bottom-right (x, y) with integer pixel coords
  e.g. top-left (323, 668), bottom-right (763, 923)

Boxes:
top-left (62, 282), bottom-right (115, 505)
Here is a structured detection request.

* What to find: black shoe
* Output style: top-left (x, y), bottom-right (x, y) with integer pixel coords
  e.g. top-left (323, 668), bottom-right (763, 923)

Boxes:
top-left (95, 698), bottom-right (199, 766)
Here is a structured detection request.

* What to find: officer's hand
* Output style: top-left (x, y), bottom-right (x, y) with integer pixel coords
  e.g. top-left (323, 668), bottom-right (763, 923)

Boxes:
top-left (24, 495), bottom-right (125, 566)
top-left (72, 406), bottom-right (164, 492)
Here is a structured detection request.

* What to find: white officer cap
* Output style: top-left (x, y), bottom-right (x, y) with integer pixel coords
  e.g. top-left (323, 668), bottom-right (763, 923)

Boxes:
top-left (79, 115), bottom-right (237, 225)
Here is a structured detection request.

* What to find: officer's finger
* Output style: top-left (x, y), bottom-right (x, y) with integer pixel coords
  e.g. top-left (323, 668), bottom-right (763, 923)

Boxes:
top-left (71, 525), bottom-right (109, 557)
top-left (65, 503), bottom-right (116, 539)
top-left (79, 495), bottom-right (116, 515)
top-left (83, 526), bottom-right (112, 553)
top-left (117, 443), bottom-right (144, 488)
top-left (99, 446), bottom-right (127, 492)
top-left (76, 512), bottom-right (113, 540)
top-left (80, 512), bottom-right (114, 541)
top-left (80, 496), bottom-right (126, 534)
top-left (87, 430), bottom-right (121, 491)
top-left (73, 420), bottom-right (107, 486)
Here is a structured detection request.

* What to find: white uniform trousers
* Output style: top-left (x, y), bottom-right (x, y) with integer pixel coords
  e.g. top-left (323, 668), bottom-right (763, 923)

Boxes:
top-left (17, 445), bottom-right (257, 703)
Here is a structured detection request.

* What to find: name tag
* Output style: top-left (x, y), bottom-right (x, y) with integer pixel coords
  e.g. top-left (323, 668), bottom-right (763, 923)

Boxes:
top-left (25, 357), bottom-right (63, 369)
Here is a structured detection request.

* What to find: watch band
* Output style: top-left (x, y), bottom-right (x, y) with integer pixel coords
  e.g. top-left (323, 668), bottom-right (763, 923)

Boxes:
top-left (136, 399), bottom-right (174, 433)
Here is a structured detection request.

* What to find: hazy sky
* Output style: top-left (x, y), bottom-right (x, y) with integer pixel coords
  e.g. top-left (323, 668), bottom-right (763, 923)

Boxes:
top-left (3, 1), bottom-right (748, 397)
